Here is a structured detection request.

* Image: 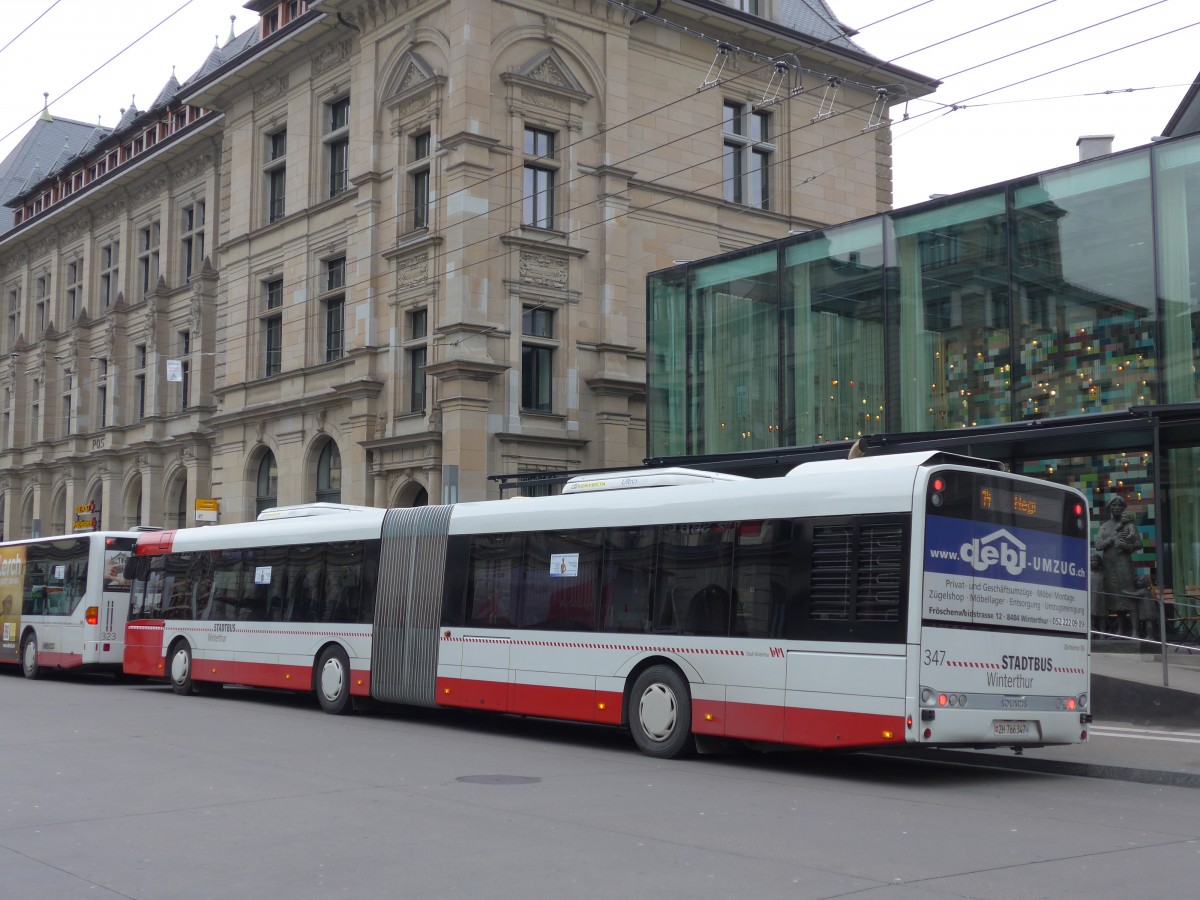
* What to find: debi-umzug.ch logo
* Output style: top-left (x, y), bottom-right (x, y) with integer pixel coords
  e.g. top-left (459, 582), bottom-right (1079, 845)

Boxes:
top-left (959, 529), bottom-right (1027, 576)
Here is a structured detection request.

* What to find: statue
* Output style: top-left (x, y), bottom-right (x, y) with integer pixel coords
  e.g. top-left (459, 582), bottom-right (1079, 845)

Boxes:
top-left (1092, 496), bottom-right (1149, 636)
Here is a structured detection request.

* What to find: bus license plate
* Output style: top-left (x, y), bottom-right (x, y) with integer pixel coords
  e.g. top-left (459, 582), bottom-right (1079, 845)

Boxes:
top-left (993, 720), bottom-right (1032, 736)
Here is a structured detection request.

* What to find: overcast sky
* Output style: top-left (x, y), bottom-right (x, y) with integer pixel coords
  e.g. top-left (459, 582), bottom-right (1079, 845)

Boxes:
top-left (0, 1), bottom-right (1196, 209)
top-left (836, 0), bottom-right (1199, 205)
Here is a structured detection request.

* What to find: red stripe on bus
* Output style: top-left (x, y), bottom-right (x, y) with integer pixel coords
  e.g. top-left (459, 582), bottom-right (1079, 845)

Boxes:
top-left (783, 707), bottom-right (906, 748)
top-left (435, 676), bottom-right (903, 748)
top-left (36, 650), bottom-right (85, 669)
top-left (186, 659), bottom-right (372, 697)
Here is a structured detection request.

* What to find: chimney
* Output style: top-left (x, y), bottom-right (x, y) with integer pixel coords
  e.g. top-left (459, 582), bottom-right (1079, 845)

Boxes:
top-left (1077, 135), bottom-right (1114, 161)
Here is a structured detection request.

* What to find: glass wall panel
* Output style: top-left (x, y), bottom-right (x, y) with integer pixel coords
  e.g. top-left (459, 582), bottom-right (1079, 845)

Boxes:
top-left (1156, 136), bottom-right (1200, 403)
top-left (889, 193), bottom-right (1010, 431)
top-left (783, 220), bottom-right (885, 444)
top-left (647, 270), bottom-right (688, 457)
top-left (1018, 451), bottom-right (1157, 636)
top-left (688, 250), bottom-right (780, 454)
top-left (1162, 447), bottom-right (1200, 629)
top-left (1012, 151), bottom-right (1156, 419)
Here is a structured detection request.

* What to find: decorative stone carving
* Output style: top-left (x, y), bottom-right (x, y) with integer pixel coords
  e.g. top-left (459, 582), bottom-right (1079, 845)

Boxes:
top-left (524, 90), bottom-right (568, 112)
top-left (397, 253), bottom-right (429, 287)
top-left (132, 178), bottom-right (166, 206)
top-left (96, 201), bottom-right (124, 223)
top-left (519, 252), bottom-right (568, 289)
top-left (172, 154), bottom-right (213, 185)
top-left (313, 39), bottom-right (353, 75)
top-left (529, 56), bottom-right (569, 88)
top-left (254, 75), bottom-right (289, 105)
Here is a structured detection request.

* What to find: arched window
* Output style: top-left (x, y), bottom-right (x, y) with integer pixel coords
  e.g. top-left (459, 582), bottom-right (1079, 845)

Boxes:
top-left (316, 441), bottom-right (341, 503)
top-left (21, 493), bottom-right (35, 539)
top-left (256, 451), bottom-right (278, 515)
top-left (52, 490), bottom-right (67, 535)
top-left (127, 485), bottom-right (143, 530)
top-left (174, 479), bottom-right (188, 529)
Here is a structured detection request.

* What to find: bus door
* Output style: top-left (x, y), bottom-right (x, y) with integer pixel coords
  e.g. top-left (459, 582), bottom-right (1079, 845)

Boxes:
top-left (27, 543), bottom-right (89, 666)
top-left (92, 540), bottom-right (133, 662)
top-left (453, 529), bottom-right (521, 712)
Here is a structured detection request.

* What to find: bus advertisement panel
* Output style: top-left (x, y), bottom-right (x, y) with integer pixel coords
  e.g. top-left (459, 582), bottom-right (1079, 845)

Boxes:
top-left (0, 545), bottom-right (24, 662)
top-left (922, 516), bottom-right (1090, 634)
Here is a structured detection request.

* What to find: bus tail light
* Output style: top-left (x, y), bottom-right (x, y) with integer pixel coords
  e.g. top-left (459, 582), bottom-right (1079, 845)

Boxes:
top-left (929, 476), bottom-right (946, 508)
top-left (86, 606), bottom-right (99, 625)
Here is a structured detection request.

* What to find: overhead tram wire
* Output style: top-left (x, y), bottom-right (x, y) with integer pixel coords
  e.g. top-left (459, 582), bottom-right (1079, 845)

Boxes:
top-left (0, 0), bottom-right (201, 149)
top-left (951, 80), bottom-right (1200, 109)
top-left (936, 0), bottom-right (1172, 83)
top-left (188, 1), bottom-right (993, 311)
top-left (0, 0), bottom-right (67, 58)
top-left (211, 0), bottom-right (934, 279)
top-left (68, 1), bottom-right (1178, 381)
top-left (21, 3), bottom-right (1189, 392)
top-left (385, 15), bottom-right (1200, 316)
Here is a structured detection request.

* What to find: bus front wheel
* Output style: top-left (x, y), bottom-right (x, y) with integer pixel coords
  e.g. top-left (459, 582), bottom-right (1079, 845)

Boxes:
top-left (20, 632), bottom-right (40, 680)
top-left (169, 641), bottom-right (195, 696)
top-left (315, 645), bottom-right (353, 715)
top-left (629, 665), bottom-right (694, 759)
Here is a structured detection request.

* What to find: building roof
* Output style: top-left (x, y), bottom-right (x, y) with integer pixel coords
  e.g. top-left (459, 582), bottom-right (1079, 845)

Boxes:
top-left (1162, 71), bottom-right (1200, 138)
top-left (777, 0), bottom-right (864, 52)
top-left (1, 21), bottom-right (261, 229)
top-left (0, 113), bottom-right (107, 235)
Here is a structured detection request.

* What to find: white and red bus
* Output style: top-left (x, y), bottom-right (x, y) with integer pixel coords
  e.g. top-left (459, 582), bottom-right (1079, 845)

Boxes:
top-left (123, 451), bottom-right (1091, 758)
top-left (0, 531), bottom-right (141, 678)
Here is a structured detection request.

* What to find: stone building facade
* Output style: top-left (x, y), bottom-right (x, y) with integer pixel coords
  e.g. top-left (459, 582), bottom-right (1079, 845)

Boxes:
top-left (0, 0), bottom-right (933, 536)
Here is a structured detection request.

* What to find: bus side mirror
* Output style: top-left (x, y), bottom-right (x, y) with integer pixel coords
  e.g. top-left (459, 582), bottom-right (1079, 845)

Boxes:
top-left (124, 556), bottom-right (150, 581)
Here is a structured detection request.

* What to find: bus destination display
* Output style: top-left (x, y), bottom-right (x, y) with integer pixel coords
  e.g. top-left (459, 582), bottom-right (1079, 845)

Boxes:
top-left (976, 484), bottom-right (1062, 527)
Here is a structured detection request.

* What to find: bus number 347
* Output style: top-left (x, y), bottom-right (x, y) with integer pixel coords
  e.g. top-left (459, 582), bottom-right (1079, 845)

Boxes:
top-left (923, 649), bottom-right (946, 666)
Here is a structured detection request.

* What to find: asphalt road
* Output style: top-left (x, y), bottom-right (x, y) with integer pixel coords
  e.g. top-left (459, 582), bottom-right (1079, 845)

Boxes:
top-left (2, 669), bottom-right (1198, 899)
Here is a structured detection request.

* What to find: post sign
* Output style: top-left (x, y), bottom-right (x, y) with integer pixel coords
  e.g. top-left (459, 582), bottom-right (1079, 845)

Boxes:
top-left (195, 498), bottom-right (219, 523)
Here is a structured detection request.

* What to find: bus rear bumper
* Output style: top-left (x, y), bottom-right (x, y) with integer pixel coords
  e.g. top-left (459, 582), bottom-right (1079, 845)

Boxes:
top-left (914, 708), bottom-right (1089, 746)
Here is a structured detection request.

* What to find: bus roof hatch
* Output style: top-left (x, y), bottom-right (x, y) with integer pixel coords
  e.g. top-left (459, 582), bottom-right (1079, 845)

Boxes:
top-left (562, 467), bottom-right (749, 494)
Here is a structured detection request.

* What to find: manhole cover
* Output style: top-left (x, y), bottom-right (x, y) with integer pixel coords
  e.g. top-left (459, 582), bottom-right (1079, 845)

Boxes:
top-left (455, 775), bottom-right (542, 785)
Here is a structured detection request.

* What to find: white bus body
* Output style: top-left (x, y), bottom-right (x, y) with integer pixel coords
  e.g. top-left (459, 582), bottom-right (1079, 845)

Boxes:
top-left (0, 532), bottom-right (141, 678)
top-left (124, 452), bottom-right (1091, 757)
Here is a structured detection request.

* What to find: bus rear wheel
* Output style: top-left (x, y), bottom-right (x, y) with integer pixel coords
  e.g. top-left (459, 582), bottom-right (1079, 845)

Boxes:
top-left (169, 641), bottom-right (195, 696)
top-left (315, 645), bottom-right (353, 715)
top-left (20, 632), bottom-right (40, 680)
top-left (629, 665), bottom-right (694, 759)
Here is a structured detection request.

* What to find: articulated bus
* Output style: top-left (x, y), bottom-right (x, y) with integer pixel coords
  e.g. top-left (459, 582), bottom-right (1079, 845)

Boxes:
top-left (0, 531), bottom-right (141, 678)
top-left (123, 452), bottom-right (1092, 758)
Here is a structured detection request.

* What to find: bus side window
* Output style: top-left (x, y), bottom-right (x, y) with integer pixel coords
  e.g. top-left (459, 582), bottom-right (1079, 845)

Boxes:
top-left (655, 523), bottom-right (733, 635)
top-left (359, 540), bottom-right (381, 625)
top-left (601, 526), bottom-right (655, 633)
top-left (440, 536), bottom-right (471, 628)
top-left (286, 544), bottom-right (324, 623)
top-left (466, 533), bottom-right (522, 627)
top-left (324, 542), bottom-right (364, 623)
top-left (23, 565), bottom-right (47, 616)
top-left (732, 519), bottom-right (795, 639)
